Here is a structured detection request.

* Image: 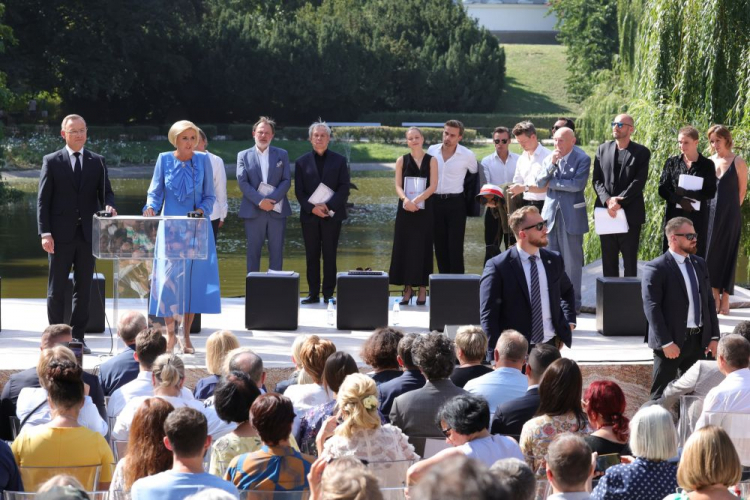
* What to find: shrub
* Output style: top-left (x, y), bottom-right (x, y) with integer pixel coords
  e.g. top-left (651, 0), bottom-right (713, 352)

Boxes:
top-left (125, 126), bottom-right (160, 141)
top-left (359, 112), bottom-right (565, 131)
top-left (227, 124), bottom-right (254, 140)
top-left (87, 126), bottom-right (126, 140)
top-left (196, 124), bottom-right (217, 140)
top-left (330, 126), bottom-right (478, 144)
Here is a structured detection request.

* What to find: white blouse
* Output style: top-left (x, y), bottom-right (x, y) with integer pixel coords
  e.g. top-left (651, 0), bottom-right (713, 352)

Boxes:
top-left (16, 387), bottom-right (107, 436)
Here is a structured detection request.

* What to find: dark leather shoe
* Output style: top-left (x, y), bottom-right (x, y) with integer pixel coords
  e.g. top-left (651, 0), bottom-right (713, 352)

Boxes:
top-left (301, 296), bottom-right (320, 305)
top-left (324, 296), bottom-right (336, 305)
top-left (77, 339), bottom-right (92, 355)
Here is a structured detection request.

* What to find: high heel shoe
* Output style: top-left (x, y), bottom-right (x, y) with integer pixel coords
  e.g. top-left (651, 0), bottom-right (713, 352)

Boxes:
top-left (416, 288), bottom-right (427, 306)
top-left (399, 287), bottom-right (414, 306)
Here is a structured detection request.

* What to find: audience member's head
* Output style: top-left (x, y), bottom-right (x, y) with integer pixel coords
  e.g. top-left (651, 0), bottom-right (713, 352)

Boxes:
top-left (629, 405), bottom-right (677, 461)
top-left (298, 336), bottom-right (336, 385)
top-left (320, 456), bottom-right (383, 500)
top-left (733, 320), bottom-right (750, 341)
top-left (361, 327), bottom-right (403, 372)
top-left (205, 330), bottom-right (240, 376)
top-left (454, 326), bottom-right (488, 365)
top-left (224, 347), bottom-right (265, 387)
top-left (490, 458), bottom-right (536, 500)
top-left (546, 434), bottom-right (594, 493)
top-left (37, 345), bottom-right (77, 390)
top-left (135, 328), bottom-right (167, 370)
top-left (413, 332), bottom-right (455, 381)
top-left (322, 351), bottom-right (359, 395)
top-left (250, 393), bottom-right (295, 446)
top-left (291, 335), bottom-right (314, 385)
top-left (117, 311), bottom-right (148, 346)
top-left (213, 371), bottom-right (262, 424)
top-left (336, 373), bottom-right (381, 439)
top-left (537, 358), bottom-right (586, 429)
top-left (164, 407), bottom-right (209, 459)
top-left (437, 395), bottom-right (490, 444)
top-left (717, 333), bottom-right (750, 374)
top-left (37, 475), bottom-right (86, 496)
top-left (124, 397), bottom-right (175, 490)
top-left (677, 425), bottom-right (741, 493)
top-left (397, 332), bottom-right (421, 370)
top-left (553, 117), bottom-right (576, 132)
top-left (410, 455), bottom-right (510, 500)
top-left (509, 205), bottom-right (543, 240)
top-left (151, 353), bottom-right (185, 390)
top-left (40, 324), bottom-right (73, 350)
top-left (583, 380), bottom-right (630, 442)
top-left (494, 330), bottom-right (528, 369)
top-left (526, 344), bottom-right (561, 384)
top-left (45, 358), bottom-right (84, 414)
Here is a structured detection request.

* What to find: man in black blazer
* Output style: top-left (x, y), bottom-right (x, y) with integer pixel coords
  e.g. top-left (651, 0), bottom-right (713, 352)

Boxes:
top-left (491, 343), bottom-right (560, 439)
top-left (592, 113), bottom-right (651, 277)
top-left (37, 114), bottom-right (116, 349)
top-left (378, 333), bottom-right (426, 420)
top-left (643, 217), bottom-right (720, 399)
top-left (480, 205), bottom-right (576, 354)
top-left (294, 121), bottom-right (350, 304)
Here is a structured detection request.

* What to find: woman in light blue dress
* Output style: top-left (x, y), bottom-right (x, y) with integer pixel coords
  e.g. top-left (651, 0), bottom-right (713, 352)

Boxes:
top-left (143, 120), bottom-right (221, 353)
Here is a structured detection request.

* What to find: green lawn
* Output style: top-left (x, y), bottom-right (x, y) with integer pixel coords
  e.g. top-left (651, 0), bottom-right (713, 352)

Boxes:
top-left (498, 44), bottom-right (582, 115)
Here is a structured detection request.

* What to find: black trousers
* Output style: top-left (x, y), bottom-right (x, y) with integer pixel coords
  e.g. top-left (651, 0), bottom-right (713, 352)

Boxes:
top-left (47, 225), bottom-right (94, 340)
top-left (600, 224), bottom-right (642, 277)
top-left (301, 218), bottom-right (342, 298)
top-left (433, 196), bottom-right (466, 274)
top-left (521, 199), bottom-right (545, 211)
top-left (484, 210), bottom-right (500, 264)
top-left (650, 332), bottom-right (703, 399)
top-left (211, 218), bottom-right (220, 242)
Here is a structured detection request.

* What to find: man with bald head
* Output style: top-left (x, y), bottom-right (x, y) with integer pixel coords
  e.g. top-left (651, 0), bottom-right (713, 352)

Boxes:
top-left (535, 127), bottom-right (591, 312)
top-left (224, 347), bottom-right (267, 390)
top-left (592, 114), bottom-right (651, 277)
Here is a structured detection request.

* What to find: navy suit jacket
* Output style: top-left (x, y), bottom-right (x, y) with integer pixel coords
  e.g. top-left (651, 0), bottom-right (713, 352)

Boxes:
top-left (642, 251), bottom-right (718, 350)
top-left (37, 148), bottom-right (115, 243)
top-left (378, 369), bottom-right (426, 422)
top-left (294, 150), bottom-right (350, 223)
top-left (237, 145), bottom-right (292, 219)
top-left (97, 345), bottom-right (139, 396)
top-left (480, 246), bottom-right (576, 350)
top-left (490, 386), bottom-right (540, 439)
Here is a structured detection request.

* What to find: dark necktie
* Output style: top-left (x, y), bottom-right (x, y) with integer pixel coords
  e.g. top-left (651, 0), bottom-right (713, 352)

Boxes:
top-left (73, 152), bottom-right (82, 188)
top-left (529, 255), bottom-right (544, 344)
top-left (684, 257), bottom-right (702, 325)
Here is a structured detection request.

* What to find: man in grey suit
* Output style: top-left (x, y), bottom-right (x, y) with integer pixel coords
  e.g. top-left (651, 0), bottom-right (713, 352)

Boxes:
top-left (390, 332), bottom-right (467, 456)
top-left (237, 117), bottom-right (292, 273)
top-left (535, 127), bottom-right (591, 313)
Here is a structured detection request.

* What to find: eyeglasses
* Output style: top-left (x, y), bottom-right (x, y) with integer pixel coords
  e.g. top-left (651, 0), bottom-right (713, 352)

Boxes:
top-left (675, 233), bottom-right (698, 241)
top-left (551, 126), bottom-right (561, 131)
top-left (65, 128), bottom-right (87, 136)
top-left (494, 138), bottom-right (509, 144)
top-left (440, 426), bottom-right (452, 438)
top-left (522, 220), bottom-right (548, 232)
top-left (611, 122), bottom-right (633, 129)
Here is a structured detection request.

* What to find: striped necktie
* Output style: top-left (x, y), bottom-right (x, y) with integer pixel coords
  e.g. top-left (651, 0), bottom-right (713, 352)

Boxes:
top-left (529, 255), bottom-right (544, 344)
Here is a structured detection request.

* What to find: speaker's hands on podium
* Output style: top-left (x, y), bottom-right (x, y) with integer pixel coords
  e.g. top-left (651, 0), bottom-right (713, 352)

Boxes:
top-left (143, 207), bottom-right (156, 217)
top-left (105, 205), bottom-right (118, 216)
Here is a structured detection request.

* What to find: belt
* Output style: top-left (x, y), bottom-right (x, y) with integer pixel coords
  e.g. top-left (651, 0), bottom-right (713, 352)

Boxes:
top-left (686, 327), bottom-right (702, 335)
top-left (435, 193), bottom-right (462, 199)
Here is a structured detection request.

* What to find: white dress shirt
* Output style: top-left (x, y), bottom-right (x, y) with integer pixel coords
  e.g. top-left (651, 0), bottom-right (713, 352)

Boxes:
top-left (106, 370), bottom-right (194, 418)
top-left (426, 143), bottom-right (477, 194)
top-left (66, 145), bottom-right (85, 171)
top-left (668, 250), bottom-right (701, 329)
top-left (207, 151), bottom-right (228, 222)
top-left (513, 143), bottom-right (551, 201)
top-left (16, 387), bottom-right (108, 436)
top-left (481, 151), bottom-right (519, 186)
top-left (256, 146), bottom-right (270, 184)
top-left (517, 245), bottom-right (555, 342)
top-left (695, 368), bottom-right (750, 430)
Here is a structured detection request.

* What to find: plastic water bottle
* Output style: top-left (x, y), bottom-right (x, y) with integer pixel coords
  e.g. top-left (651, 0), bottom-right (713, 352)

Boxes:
top-left (327, 299), bottom-right (335, 326)
top-left (392, 301), bottom-right (400, 325)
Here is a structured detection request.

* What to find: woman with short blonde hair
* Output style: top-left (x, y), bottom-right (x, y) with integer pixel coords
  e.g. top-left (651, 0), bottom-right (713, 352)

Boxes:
top-left (450, 326), bottom-right (492, 388)
top-left (194, 330), bottom-right (240, 399)
top-left (285, 336), bottom-right (337, 433)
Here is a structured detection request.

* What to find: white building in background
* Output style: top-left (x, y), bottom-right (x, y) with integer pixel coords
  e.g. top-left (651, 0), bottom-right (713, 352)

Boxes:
top-left (461, 0), bottom-right (558, 44)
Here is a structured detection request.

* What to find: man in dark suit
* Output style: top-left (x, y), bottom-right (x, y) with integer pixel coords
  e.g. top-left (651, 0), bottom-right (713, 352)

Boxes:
top-left (643, 217), bottom-right (720, 399)
top-left (491, 343), bottom-right (560, 439)
top-left (97, 310), bottom-right (146, 396)
top-left (379, 333), bottom-right (426, 420)
top-left (37, 114), bottom-right (116, 351)
top-left (479, 205), bottom-right (576, 354)
top-left (294, 121), bottom-right (350, 304)
top-left (237, 117), bottom-right (292, 273)
top-left (0, 324), bottom-right (106, 440)
top-left (592, 113), bottom-right (651, 277)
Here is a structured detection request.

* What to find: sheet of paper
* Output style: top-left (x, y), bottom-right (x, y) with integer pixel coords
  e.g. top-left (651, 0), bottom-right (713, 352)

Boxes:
top-left (676, 174), bottom-right (702, 211)
top-left (404, 176), bottom-right (427, 209)
top-left (258, 182), bottom-right (282, 213)
top-left (594, 207), bottom-right (629, 235)
top-left (308, 183), bottom-right (334, 205)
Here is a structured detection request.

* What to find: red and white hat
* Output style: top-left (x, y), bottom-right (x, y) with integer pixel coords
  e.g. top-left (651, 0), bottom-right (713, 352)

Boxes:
top-left (476, 184), bottom-right (505, 200)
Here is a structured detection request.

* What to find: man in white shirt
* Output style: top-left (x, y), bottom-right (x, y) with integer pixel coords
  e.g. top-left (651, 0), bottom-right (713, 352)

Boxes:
top-left (196, 130), bottom-right (228, 241)
top-left (509, 121), bottom-right (551, 211)
top-left (426, 120), bottom-right (478, 274)
top-left (481, 126), bottom-right (519, 261)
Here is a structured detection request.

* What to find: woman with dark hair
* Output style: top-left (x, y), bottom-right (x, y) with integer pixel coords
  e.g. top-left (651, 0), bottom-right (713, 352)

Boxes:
top-left (224, 394), bottom-right (314, 491)
top-left (361, 328), bottom-right (404, 385)
top-left (12, 359), bottom-right (114, 491)
top-left (296, 352), bottom-right (359, 455)
top-left (519, 358), bottom-right (590, 476)
top-left (583, 380), bottom-right (631, 456)
top-left (109, 397), bottom-right (175, 494)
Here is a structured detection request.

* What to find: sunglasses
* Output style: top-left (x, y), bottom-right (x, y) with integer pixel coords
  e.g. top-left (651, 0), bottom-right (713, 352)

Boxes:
top-left (675, 233), bottom-right (698, 241)
top-left (355, 267), bottom-right (372, 271)
top-left (611, 122), bottom-right (633, 129)
top-left (522, 220), bottom-right (548, 232)
top-left (494, 138), bottom-right (509, 144)
top-left (440, 426), bottom-right (452, 438)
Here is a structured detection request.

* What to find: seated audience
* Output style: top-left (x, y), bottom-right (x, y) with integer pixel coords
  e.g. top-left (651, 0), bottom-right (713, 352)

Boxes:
top-left (665, 426), bottom-right (741, 500)
top-left (489, 458), bottom-right (536, 500)
top-left (275, 335), bottom-right (314, 395)
top-left (112, 353), bottom-right (222, 440)
top-left (285, 336), bottom-right (336, 431)
top-left (107, 328), bottom-right (193, 419)
top-left (98, 310), bottom-right (147, 396)
top-left (408, 454), bottom-right (511, 500)
top-left (297, 352), bottom-right (359, 455)
top-left (582, 380), bottom-right (631, 456)
top-left (109, 397), bottom-right (175, 494)
top-left (11, 359), bottom-right (114, 491)
top-left (407, 394), bottom-right (522, 484)
top-left (194, 331), bottom-right (240, 400)
top-left (224, 394), bottom-right (314, 491)
top-left (464, 330), bottom-right (528, 412)
top-left (378, 333), bottom-right (426, 420)
top-left (361, 327), bottom-right (404, 385)
top-left (16, 346), bottom-right (107, 436)
top-left (491, 344), bottom-right (560, 440)
top-left (450, 326), bottom-right (493, 388)
top-left (545, 434), bottom-right (595, 500)
top-left (0, 440), bottom-right (22, 497)
top-left (390, 332), bottom-right (468, 456)
top-left (308, 456), bottom-right (383, 500)
top-left (223, 347), bottom-right (267, 393)
top-left (131, 407), bottom-right (238, 499)
top-left (317, 373), bottom-right (418, 463)
top-left (592, 405), bottom-right (678, 500)
top-left (0, 324), bottom-right (106, 440)
top-left (520, 358), bottom-right (591, 476)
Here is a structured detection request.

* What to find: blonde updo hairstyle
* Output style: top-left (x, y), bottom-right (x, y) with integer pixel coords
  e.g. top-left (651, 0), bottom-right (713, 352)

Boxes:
top-left (167, 120), bottom-right (200, 148)
top-left (335, 373), bottom-right (381, 439)
top-left (152, 353), bottom-right (185, 389)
